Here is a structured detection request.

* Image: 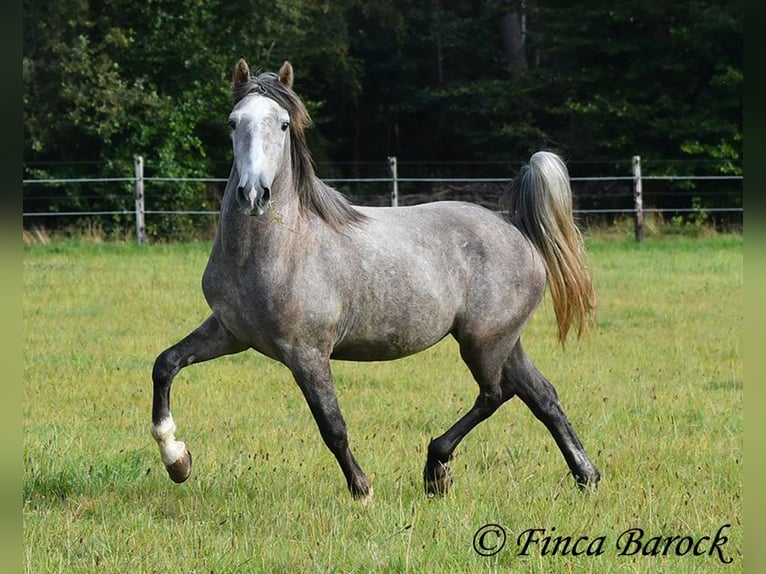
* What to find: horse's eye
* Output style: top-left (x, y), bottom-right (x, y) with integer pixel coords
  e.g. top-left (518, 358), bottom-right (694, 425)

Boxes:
top-left (228, 119), bottom-right (236, 130)
top-left (281, 121), bottom-right (290, 132)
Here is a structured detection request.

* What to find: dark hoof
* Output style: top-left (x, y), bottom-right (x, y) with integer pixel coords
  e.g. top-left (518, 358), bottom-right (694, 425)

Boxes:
top-left (349, 476), bottom-right (373, 503)
top-left (352, 485), bottom-right (374, 505)
top-left (165, 449), bottom-right (193, 483)
top-left (575, 468), bottom-right (601, 491)
top-left (424, 462), bottom-right (454, 496)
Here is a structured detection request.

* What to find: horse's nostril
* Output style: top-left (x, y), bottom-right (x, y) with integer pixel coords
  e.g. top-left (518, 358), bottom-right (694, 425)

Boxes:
top-left (262, 187), bottom-right (271, 203)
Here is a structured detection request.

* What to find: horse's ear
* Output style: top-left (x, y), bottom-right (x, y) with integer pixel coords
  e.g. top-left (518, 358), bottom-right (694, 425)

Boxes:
top-left (278, 61), bottom-right (293, 90)
top-left (233, 57), bottom-right (250, 86)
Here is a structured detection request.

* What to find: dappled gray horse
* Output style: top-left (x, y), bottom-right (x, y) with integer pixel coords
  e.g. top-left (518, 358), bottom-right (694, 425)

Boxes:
top-left (150, 58), bottom-right (600, 500)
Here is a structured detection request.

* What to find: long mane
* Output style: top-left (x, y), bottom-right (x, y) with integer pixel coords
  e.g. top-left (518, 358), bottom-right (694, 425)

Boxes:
top-left (232, 72), bottom-right (367, 230)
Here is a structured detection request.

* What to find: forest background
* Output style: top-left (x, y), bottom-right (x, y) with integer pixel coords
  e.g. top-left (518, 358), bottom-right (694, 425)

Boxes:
top-left (22, 0), bottom-right (742, 237)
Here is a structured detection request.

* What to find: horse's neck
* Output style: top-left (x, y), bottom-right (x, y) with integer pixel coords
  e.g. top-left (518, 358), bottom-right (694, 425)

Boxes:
top-left (217, 173), bottom-right (305, 264)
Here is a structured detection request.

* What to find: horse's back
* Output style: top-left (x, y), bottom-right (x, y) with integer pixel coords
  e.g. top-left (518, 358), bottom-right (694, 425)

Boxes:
top-left (357, 201), bottom-right (545, 290)
top-left (329, 201), bottom-right (547, 358)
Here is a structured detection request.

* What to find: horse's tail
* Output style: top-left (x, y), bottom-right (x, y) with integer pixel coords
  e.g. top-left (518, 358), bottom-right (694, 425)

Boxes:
top-left (509, 151), bottom-right (595, 343)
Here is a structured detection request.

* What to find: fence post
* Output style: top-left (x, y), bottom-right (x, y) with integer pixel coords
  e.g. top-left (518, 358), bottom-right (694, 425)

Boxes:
top-left (632, 155), bottom-right (644, 243)
top-left (134, 155), bottom-right (146, 246)
top-left (388, 156), bottom-right (399, 207)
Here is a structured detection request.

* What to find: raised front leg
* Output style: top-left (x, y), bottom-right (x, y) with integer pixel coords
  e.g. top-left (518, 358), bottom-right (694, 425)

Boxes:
top-left (151, 314), bottom-right (247, 483)
top-left (289, 352), bottom-right (371, 501)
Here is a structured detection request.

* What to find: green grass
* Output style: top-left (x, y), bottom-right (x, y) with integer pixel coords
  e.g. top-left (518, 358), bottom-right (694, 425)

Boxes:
top-left (23, 235), bottom-right (742, 573)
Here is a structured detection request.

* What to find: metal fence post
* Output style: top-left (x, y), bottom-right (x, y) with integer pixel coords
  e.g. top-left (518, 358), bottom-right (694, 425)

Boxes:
top-left (632, 155), bottom-right (644, 242)
top-left (388, 156), bottom-right (398, 207)
top-left (134, 156), bottom-right (146, 245)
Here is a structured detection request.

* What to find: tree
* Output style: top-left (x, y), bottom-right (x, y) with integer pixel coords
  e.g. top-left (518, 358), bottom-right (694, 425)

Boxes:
top-left (23, 0), bottom-right (742, 236)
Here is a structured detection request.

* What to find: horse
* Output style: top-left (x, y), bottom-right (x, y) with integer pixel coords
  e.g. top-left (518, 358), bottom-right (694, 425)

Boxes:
top-left (150, 58), bottom-right (600, 501)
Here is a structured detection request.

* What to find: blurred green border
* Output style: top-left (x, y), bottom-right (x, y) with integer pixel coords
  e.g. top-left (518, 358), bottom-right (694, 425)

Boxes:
top-left (3, 0), bottom-right (22, 572)
top-left (15, 3), bottom-right (750, 572)
top-left (743, 7), bottom-right (760, 570)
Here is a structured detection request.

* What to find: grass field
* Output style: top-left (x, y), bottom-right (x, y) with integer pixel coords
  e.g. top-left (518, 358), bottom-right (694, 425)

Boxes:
top-left (23, 233), bottom-right (742, 573)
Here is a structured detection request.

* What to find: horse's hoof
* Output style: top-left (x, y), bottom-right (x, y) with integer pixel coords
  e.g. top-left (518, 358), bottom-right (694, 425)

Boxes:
top-left (165, 449), bottom-right (192, 483)
top-left (424, 462), bottom-right (454, 497)
top-left (350, 478), bottom-right (373, 503)
top-left (357, 485), bottom-right (374, 506)
top-left (575, 468), bottom-right (601, 491)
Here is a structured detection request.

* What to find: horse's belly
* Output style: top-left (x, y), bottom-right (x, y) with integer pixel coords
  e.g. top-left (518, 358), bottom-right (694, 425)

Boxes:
top-left (330, 333), bottom-right (448, 361)
top-left (330, 303), bottom-right (456, 361)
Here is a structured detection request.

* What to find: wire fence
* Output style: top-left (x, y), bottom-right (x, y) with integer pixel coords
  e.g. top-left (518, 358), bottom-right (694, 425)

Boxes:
top-left (23, 156), bottom-right (743, 243)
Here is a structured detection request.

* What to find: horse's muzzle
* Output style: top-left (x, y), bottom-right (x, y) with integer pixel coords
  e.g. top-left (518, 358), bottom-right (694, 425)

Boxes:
top-left (238, 185), bottom-right (271, 216)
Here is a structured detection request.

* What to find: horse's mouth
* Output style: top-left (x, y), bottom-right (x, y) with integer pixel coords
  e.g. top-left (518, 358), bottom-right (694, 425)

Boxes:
top-left (253, 186), bottom-right (271, 215)
top-left (239, 185), bottom-right (271, 216)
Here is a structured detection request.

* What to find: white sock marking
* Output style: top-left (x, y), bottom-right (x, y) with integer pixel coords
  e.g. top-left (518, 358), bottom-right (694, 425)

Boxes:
top-left (150, 415), bottom-right (187, 466)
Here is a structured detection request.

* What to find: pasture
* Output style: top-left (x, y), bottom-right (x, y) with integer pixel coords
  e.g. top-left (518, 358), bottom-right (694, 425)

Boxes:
top-left (23, 234), bottom-right (742, 572)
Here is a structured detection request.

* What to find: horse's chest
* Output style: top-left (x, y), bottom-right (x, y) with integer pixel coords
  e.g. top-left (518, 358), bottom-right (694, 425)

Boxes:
top-left (202, 261), bottom-right (325, 357)
top-left (203, 264), bottom-right (267, 334)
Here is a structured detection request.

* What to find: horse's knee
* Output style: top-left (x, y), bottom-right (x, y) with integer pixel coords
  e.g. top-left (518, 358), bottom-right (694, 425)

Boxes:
top-left (152, 348), bottom-right (181, 386)
top-left (152, 351), bottom-right (172, 383)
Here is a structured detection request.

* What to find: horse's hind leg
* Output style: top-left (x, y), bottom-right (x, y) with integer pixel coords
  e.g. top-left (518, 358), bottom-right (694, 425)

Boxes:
top-left (423, 341), bottom-right (515, 495)
top-left (503, 340), bottom-right (600, 488)
top-left (151, 314), bottom-right (246, 483)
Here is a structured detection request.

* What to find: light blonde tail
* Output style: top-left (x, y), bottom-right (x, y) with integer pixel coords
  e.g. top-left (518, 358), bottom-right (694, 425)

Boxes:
top-left (509, 151), bottom-right (596, 343)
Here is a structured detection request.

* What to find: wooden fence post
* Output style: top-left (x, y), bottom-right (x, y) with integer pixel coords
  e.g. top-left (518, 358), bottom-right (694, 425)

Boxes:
top-left (388, 156), bottom-right (399, 207)
top-left (632, 155), bottom-right (644, 243)
top-left (134, 155), bottom-right (146, 245)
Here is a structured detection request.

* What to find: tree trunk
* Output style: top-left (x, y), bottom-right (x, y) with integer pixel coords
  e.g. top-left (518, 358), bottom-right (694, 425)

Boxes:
top-left (499, 8), bottom-right (528, 73)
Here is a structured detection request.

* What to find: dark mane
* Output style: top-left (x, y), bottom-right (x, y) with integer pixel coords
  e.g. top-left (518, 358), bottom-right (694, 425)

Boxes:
top-left (232, 72), bottom-right (367, 230)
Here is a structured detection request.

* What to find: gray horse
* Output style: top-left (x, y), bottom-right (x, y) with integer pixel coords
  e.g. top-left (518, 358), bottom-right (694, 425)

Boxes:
top-left (150, 58), bottom-right (600, 501)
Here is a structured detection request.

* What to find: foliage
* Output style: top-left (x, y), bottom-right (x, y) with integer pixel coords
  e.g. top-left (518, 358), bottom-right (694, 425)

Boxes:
top-left (23, 0), bottom-right (742, 236)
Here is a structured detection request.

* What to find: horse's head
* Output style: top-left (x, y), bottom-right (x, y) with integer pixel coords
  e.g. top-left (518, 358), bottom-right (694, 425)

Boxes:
top-left (229, 58), bottom-right (296, 216)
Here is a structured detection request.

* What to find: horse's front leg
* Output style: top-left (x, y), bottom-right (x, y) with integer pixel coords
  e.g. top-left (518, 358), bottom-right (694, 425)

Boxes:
top-left (289, 352), bottom-right (371, 501)
top-left (151, 314), bottom-right (247, 483)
